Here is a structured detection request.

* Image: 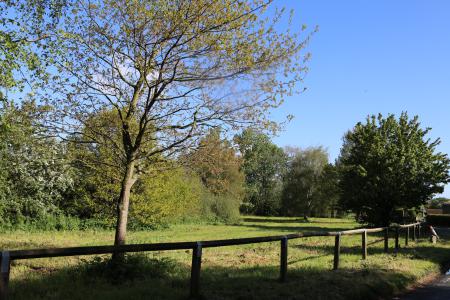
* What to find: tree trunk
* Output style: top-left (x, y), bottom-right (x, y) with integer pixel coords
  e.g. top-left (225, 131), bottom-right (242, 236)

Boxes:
top-left (304, 196), bottom-right (312, 222)
top-left (112, 159), bottom-right (136, 262)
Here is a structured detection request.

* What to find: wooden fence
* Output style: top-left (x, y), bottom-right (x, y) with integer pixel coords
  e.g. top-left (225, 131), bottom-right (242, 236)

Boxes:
top-left (0, 222), bottom-right (424, 300)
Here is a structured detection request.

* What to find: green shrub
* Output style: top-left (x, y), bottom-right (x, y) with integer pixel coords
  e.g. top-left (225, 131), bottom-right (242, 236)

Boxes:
top-left (130, 167), bottom-right (204, 228)
top-left (79, 254), bottom-right (179, 284)
top-left (198, 192), bottom-right (240, 224)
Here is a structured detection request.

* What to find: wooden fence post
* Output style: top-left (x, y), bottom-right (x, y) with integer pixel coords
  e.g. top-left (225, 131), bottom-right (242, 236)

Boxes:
top-left (405, 227), bottom-right (409, 246)
top-left (395, 227), bottom-right (400, 251)
top-left (280, 237), bottom-right (288, 282)
top-left (384, 228), bottom-right (389, 253)
top-left (0, 251), bottom-right (10, 300)
top-left (413, 225), bottom-right (417, 242)
top-left (333, 234), bottom-right (341, 270)
top-left (361, 230), bottom-right (367, 260)
top-left (190, 242), bottom-right (202, 299)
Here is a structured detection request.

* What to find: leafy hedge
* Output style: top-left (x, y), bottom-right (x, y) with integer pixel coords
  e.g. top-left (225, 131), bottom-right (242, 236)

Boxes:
top-left (426, 214), bottom-right (450, 226)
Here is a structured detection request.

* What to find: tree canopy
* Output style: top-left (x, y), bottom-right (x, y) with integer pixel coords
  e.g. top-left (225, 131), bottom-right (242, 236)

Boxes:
top-left (235, 129), bottom-right (287, 215)
top-left (338, 113), bottom-right (450, 226)
top-left (0, 0), bottom-right (65, 93)
top-left (186, 129), bottom-right (244, 222)
top-left (281, 147), bottom-right (332, 219)
top-left (28, 0), bottom-right (312, 248)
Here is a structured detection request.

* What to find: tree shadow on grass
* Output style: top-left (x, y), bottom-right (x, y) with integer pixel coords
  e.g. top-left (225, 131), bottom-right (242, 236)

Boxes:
top-left (237, 224), bottom-right (352, 233)
top-left (202, 265), bottom-right (416, 300)
top-left (242, 217), bottom-right (355, 225)
top-left (402, 244), bottom-right (450, 272)
top-left (242, 217), bottom-right (309, 224)
top-left (10, 254), bottom-right (190, 300)
top-left (8, 251), bottom-right (437, 300)
top-left (291, 239), bottom-right (368, 257)
top-left (291, 236), bottom-right (450, 269)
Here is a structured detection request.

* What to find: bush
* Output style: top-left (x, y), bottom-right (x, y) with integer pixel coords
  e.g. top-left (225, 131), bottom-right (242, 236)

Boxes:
top-left (80, 254), bottom-right (179, 284)
top-left (426, 214), bottom-right (450, 227)
top-left (130, 168), bottom-right (204, 228)
top-left (210, 194), bottom-right (241, 223)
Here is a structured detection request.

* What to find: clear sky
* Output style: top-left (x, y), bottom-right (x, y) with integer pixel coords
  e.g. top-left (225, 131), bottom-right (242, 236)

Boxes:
top-left (270, 0), bottom-right (450, 197)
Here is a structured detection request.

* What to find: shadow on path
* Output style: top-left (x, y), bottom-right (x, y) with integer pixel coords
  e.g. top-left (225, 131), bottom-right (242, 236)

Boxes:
top-left (394, 227), bottom-right (450, 300)
top-left (395, 276), bottom-right (450, 300)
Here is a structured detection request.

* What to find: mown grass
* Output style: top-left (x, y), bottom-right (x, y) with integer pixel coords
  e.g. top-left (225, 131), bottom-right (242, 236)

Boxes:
top-left (2, 216), bottom-right (449, 300)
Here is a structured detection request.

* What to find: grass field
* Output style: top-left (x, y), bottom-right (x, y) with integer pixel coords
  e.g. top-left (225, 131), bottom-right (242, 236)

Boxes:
top-left (2, 217), bottom-right (450, 300)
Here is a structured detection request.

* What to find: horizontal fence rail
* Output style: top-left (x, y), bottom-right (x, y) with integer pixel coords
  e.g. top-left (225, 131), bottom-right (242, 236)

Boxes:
top-left (0, 222), bottom-right (425, 300)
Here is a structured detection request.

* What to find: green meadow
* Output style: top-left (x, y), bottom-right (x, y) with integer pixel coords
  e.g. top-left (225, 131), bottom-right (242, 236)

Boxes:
top-left (2, 217), bottom-right (449, 300)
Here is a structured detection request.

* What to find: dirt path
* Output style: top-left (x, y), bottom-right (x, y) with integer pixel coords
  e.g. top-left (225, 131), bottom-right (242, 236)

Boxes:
top-left (396, 274), bottom-right (450, 300)
top-left (395, 227), bottom-right (450, 300)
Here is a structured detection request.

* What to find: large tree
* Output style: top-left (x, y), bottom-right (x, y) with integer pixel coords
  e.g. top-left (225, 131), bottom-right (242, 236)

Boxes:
top-left (338, 113), bottom-right (450, 226)
top-left (235, 129), bottom-right (287, 215)
top-left (38, 1), bottom-right (311, 248)
top-left (186, 129), bottom-right (244, 198)
top-left (281, 147), bottom-right (329, 219)
top-left (185, 129), bottom-right (244, 221)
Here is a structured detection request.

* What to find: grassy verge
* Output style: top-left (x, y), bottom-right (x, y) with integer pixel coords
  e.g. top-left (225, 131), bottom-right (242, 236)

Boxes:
top-left (1, 217), bottom-right (449, 299)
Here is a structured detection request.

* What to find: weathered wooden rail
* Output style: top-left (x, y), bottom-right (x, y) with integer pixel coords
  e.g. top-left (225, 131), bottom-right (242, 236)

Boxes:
top-left (0, 222), bottom-right (423, 299)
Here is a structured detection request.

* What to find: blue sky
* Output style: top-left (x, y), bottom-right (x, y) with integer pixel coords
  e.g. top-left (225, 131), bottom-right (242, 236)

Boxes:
top-left (270, 0), bottom-right (450, 197)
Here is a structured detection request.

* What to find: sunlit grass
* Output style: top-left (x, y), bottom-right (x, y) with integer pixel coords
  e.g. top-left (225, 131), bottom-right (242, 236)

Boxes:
top-left (2, 217), bottom-right (449, 299)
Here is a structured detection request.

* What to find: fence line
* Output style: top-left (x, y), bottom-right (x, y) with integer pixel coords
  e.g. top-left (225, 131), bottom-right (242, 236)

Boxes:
top-left (0, 222), bottom-right (424, 299)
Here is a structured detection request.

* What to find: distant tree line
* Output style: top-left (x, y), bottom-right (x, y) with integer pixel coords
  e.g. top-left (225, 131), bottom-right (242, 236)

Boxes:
top-left (234, 113), bottom-right (449, 226)
top-left (1, 102), bottom-right (449, 229)
top-left (235, 129), bottom-right (340, 219)
top-left (0, 101), bottom-right (342, 229)
top-left (0, 103), bottom-right (281, 228)
top-left (427, 197), bottom-right (450, 209)
top-left (0, 101), bottom-right (244, 228)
